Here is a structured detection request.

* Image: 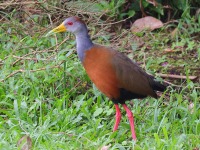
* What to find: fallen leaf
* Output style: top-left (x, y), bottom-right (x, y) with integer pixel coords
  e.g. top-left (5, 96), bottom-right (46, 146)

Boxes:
top-left (163, 48), bottom-right (175, 53)
top-left (170, 28), bottom-right (179, 38)
top-left (188, 102), bottom-right (194, 114)
top-left (131, 16), bottom-right (163, 33)
top-left (100, 144), bottom-right (111, 150)
top-left (146, 0), bottom-right (159, 6)
top-left (161, 62), bottom-right (169, 67)
top-left (17, 135), bottom-right (32, 150)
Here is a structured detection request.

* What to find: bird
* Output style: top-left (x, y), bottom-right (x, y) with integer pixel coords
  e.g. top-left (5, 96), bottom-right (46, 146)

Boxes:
top-left (47, 16), bottom-right (167, 140)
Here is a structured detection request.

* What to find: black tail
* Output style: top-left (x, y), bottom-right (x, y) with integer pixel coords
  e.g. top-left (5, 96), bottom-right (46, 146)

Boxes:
top-left (152, 80), bottom-right (167, 92)
top-left (147, 73), bottom-right (168, 92)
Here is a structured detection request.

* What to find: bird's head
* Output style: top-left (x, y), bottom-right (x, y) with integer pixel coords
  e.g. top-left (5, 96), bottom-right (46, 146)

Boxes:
top-left (47, 16), bottom-right (87, 35)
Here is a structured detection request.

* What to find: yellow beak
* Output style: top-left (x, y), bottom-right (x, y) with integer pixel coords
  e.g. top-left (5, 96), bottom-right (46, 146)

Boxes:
top-left (46, 23), bottom-right (67, 36)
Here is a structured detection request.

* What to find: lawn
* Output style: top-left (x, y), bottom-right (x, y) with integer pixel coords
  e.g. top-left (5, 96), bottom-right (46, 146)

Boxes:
top-left (0, 1), bottom-right (199, 150)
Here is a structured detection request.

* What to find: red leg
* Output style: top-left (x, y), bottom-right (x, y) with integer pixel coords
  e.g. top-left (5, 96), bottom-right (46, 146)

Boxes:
top-left (113, 104), bottom-right (122, 131)
top-left (122, 104), bottom-right (136, 140)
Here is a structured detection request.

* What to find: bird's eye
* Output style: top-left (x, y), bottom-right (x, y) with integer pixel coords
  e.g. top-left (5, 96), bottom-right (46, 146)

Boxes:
top-left (67, 22), bottom-right (73, 25)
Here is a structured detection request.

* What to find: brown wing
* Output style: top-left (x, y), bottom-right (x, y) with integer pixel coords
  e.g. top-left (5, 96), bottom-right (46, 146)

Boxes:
top-left (111, 50), bottom-right (157, 98)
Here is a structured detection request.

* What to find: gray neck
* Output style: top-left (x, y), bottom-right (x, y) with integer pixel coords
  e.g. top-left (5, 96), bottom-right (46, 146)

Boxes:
top-left (75, 30), bottom-right (93, 62)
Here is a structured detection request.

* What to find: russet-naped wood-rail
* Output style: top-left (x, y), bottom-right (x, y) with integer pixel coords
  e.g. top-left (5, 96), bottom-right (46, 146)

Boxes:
top-left (48, 16), bottom-right (167, 140)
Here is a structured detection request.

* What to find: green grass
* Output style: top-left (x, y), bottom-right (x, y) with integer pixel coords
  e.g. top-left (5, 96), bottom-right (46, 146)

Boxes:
top-left (0, 10), bottom-right (200, 150)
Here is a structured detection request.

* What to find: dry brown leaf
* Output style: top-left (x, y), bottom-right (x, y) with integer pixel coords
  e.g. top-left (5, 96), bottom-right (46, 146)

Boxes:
top-left (170, 28), bottom-right (179, 38)
top-left (131, 16), bottom-right (163, 33)
top-left (17, 135), bottom-right (32, 150)
top-left (100, 144), bottom-right (111, 150)
top-left (188, 102), bottom-right (194, 114)
top-left (146, 0), bottom-right (159, 6)
top-left (163, 48), bottom-right (176, 53)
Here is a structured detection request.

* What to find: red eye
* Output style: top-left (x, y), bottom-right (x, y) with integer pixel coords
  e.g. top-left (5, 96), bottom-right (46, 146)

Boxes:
top-left (67, 22), bottom-right (73, 25)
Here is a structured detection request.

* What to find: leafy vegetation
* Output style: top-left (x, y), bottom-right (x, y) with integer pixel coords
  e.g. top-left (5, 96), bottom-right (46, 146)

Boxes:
top-left (0, 0), bottom-right (199, 150)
